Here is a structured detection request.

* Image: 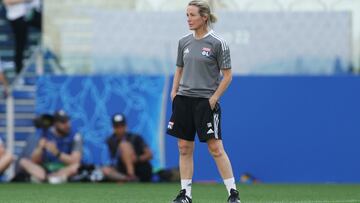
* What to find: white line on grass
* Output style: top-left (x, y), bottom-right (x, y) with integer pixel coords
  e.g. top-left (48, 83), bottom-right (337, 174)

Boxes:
top-left (246, 200), bottom-right (360, 203)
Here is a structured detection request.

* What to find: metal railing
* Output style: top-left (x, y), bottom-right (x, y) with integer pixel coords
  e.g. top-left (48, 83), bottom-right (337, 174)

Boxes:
top-left (4, 91), bottom-right (14, 180)
top-left (3, 46), bottom-right (44, 181)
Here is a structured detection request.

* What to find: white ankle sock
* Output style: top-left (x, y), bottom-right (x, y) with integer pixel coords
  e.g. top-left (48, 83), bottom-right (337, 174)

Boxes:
top-left (181, 179), bottom-right (192, 198)
top-left (223, 177), bottom-right (236, 196)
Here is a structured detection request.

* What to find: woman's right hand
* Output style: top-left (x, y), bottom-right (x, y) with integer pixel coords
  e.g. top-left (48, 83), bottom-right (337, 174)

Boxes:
top-left (171, 91), bottom-right (177, 101)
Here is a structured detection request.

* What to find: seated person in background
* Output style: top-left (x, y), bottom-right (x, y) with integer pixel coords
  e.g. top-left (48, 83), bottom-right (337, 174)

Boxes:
top-left (0, 136), bottom-right (13, 175)
top-left (19, 110), bottom-right (82, 183)
top-left (102, 113), bottom-right (153, 182)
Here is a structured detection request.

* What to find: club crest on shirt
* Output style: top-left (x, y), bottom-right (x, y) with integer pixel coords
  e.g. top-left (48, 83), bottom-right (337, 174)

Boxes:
top-left (201, 47), bottom-right (211, 57)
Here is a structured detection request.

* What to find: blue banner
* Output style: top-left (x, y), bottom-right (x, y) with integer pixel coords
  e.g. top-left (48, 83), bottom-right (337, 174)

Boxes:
top-left (36, 75), bottom-right (166, 170)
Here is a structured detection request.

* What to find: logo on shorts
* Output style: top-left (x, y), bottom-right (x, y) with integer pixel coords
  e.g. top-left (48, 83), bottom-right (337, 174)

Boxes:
top-left (167, 121), bottom-right (174, 130)
top-left (201, 47), bottom-right (211, 57)
top-left (207, 122), bottom-right (212, 128)
top-left (207, 128), bottom-right (214, 134)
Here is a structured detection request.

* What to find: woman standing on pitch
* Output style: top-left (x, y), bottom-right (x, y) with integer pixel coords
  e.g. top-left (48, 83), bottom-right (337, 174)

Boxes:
top-left (166, 1), bottom-right (241, 203)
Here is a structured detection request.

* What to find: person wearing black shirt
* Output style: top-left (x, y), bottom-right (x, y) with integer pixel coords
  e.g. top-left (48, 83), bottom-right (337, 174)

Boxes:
top-left (102, 113), bottom-right (153, 182)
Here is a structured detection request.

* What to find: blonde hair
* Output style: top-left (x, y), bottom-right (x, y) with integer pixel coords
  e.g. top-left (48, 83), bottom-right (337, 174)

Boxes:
top-left (188, 0), bottom-right (217, 27)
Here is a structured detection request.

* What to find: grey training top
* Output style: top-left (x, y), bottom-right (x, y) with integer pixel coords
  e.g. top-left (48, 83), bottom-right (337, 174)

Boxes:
top-left (176, 30), bottom-right (231, 98)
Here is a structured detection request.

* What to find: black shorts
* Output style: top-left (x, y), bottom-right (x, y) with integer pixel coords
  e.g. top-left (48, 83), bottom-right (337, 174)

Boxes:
top-left (167, 95), bottom-right (222, 142)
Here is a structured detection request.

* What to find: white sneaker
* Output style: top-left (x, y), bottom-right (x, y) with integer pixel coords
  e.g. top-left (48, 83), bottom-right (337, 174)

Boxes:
top-left (48, 176), bottom-right (67, 184)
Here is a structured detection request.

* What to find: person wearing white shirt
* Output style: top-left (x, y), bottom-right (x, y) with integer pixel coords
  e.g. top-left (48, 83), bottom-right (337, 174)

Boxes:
top-left (2, 0), bottom-right (41, 74)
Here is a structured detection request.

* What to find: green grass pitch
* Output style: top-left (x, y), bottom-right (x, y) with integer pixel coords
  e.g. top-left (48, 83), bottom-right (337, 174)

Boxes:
top-left (0, 183), bottom-right (359, 203)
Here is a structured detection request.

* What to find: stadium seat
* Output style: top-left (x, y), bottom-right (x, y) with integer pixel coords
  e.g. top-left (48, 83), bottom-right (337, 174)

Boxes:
top-left (0, 118), bottom-right (34, 127)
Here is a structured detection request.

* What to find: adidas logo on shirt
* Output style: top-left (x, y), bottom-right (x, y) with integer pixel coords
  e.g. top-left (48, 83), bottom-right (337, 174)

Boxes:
top-left (184, 48), bottom-right (190, 54)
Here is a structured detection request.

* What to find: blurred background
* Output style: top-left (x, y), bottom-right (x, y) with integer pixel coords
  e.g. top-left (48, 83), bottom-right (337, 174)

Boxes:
top-left (1, 0), bottom-right (360, 183)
